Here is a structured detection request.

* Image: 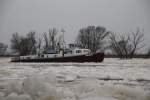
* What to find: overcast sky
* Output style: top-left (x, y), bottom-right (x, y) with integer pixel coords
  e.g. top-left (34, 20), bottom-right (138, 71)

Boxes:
top-left (0, 0), bottom-right (150, 49)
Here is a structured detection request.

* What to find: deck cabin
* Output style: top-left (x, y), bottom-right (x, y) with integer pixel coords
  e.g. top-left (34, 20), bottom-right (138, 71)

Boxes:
top-left (39, 48), bottom-right (91, 58)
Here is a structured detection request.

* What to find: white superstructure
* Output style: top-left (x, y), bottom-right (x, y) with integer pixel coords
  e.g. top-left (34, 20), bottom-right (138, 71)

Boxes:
top-left (19, 48), bottom-right (91, 60)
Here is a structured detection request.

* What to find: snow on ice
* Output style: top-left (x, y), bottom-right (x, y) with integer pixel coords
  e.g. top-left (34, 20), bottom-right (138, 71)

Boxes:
top-left (0, 58), bottom-right (150, 100)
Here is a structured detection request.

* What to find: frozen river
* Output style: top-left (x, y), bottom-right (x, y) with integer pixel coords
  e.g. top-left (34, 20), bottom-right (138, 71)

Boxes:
top-left (0, 58), bottom-right (150, 100)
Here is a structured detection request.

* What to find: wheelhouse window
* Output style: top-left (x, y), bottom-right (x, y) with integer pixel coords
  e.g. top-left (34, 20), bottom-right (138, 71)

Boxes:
top-left (76, 50), bottom-right (82, 53)
top-left (41, 55), bottom-right (44, 58)
top-left (83, 50), bottom-right (90, 53)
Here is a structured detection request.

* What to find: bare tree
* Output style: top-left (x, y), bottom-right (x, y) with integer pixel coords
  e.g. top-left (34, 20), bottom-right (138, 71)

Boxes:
top-left (43, 32), bottom-right (49, 50)
top-left (37, 36), bottom-right (42, 55)
top-left (109, 28), bottom-right (144, 59)
top-left (19, 38), bottom-right (31, 56)
top-left (129, 28), bottom-right (145, 58)
top-left (43, 28), bottom-right (63, 52)
top-left (11, 33), bottom-right (22, 55)
top-left (76, 26), bottom-right (109, 53)
top-left (49, 28), bottom-right (58, 49)
top-left (0, 42), bottom-right (8, 56)
top-left (109, 33), bottom-right (132, 58)
top-left (26, 31), bottom-right (37, 54)
top-left (11, 32), bottom-right (37, 56)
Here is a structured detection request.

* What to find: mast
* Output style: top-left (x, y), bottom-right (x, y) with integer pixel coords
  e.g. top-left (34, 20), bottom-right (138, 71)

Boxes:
top-left (61, 29), bottom-right (66, 49)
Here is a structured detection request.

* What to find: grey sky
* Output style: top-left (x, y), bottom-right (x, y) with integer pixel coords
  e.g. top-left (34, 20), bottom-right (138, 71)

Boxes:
top-left (0, 0), bottom-right (150, 48)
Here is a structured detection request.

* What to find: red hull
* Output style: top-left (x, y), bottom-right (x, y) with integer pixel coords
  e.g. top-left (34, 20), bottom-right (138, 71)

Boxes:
top-left (11, 53), bottom-right (104, 63)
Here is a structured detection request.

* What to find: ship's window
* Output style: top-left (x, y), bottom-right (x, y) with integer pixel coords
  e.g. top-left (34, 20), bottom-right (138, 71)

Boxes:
top-left (67, 50), bottom-right (72, 54)
top-left (27, 57), bottom-right (30, 59)
top-left (76, 50), bottom-right (82, 53)
top-left (64, 49), bottom-right (72, 54)
top-left (69, 50), bottom-right (73, 54)
top-left (41, 55), bottom-right (44, 57)
top-left (84, 50), bottom-right (89, 53)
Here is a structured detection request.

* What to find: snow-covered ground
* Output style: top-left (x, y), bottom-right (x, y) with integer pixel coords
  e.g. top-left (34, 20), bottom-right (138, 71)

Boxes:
top-left (0, 58), bottom-right (150, 100)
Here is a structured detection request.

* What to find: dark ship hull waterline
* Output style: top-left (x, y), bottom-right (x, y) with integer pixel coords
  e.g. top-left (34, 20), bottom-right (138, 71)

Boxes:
top-left (11, 53), bottom-right (104, 63)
